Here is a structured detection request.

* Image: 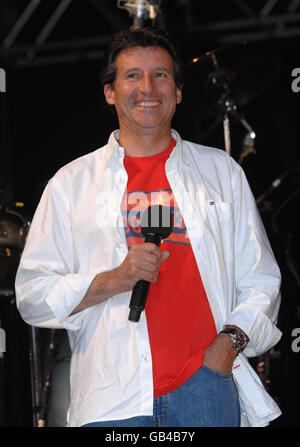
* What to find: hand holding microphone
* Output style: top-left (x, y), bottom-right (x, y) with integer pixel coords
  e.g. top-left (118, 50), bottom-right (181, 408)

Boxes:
top-left (128, 205), bottom-right (173, 322)
top-left (71, 206), bottom-right (172, 317)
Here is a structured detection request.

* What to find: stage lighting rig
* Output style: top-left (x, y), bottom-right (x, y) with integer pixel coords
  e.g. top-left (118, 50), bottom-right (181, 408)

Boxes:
top-left (117, 0), bottom-right (161, 27)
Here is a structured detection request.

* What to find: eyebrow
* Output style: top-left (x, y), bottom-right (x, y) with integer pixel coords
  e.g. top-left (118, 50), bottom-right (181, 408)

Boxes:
top-left (123, 66), bottom-right (172, 76)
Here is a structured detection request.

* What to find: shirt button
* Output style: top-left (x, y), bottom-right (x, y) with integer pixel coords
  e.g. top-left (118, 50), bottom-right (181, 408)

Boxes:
top-left (141, 355), bottom-right (148, 362)
top-left (116, 242), bottom-right (121, 248)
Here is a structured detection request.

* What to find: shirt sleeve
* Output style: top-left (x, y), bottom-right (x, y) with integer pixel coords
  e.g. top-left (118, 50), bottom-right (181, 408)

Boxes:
top-left (224, 162), bottom-right (282, 357)
top-left (15, 174), bottom-right (96, 330)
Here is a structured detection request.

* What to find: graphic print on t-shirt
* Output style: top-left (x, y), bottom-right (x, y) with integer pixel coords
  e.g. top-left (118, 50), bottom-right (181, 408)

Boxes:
top-left (121, 188), bottom-right (191, 249)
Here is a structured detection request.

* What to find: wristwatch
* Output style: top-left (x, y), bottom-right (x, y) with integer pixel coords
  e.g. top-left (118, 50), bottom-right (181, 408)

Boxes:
top-left (220, 327), bottom-right (249, 354)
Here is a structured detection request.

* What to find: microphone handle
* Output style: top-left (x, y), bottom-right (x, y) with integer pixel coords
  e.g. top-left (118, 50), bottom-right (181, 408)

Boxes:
top-left (128, 233), bottom-right (161, 322)
top-left (128, 279), bottom-right (151, 322)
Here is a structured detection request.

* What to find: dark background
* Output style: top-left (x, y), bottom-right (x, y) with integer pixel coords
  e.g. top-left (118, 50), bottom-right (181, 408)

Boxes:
top-left (0, 0), bottom-right (300, 427)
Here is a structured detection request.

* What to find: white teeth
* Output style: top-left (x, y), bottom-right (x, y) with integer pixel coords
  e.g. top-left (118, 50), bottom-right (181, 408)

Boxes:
top-left (136, 101), bottom-right (160, 107)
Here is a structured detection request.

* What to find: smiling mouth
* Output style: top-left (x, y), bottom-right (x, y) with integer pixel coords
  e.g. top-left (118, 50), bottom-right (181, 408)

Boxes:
top-left (135, 101), bottom-right (161, 108)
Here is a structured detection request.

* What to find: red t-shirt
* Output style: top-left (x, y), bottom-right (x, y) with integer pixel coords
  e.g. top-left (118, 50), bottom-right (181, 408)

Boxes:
top-left (122, 139), bottom-right (217, 397)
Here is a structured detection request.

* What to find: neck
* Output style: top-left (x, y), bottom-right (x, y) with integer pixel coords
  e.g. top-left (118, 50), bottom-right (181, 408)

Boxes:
top-left (118, 128), bottom-right (173, 157)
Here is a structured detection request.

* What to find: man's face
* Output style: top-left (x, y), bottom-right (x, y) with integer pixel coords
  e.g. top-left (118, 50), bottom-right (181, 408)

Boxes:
top-left (104, 46), bottom-right (182, 138)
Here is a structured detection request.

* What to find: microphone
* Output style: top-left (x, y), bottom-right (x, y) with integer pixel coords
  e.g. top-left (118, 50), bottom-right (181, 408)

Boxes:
top-left (133, 0), bottom-right (146, 28)
top-left (117, 1), bottom-right (161, 28)
top-left (128, 205), bottom-right (173, 322)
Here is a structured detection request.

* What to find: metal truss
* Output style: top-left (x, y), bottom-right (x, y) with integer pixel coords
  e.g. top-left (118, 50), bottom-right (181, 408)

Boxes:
top-left (0, 0), bottom-right (130, 67)
top-left (1, 0), bottom-right (300, 68)
top-left (183, 0), bottom-right (300, 44)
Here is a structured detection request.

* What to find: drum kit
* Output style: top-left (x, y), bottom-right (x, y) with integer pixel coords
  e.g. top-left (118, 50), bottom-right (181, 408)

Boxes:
top-left (0, 1), bottom-right (298, 427)
top-left (180, 40), bottom-right (281, 160)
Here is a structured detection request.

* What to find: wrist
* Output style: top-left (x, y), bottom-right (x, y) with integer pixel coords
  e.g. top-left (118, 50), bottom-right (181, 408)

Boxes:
top-left (203, 333), bottom-right (237, 373)
top-left (217, 333), bottom-right (239, 360)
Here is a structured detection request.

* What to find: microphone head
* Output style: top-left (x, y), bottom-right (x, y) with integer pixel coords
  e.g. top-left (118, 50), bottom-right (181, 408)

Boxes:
top-left (140, 205), bottom-right (173, 239)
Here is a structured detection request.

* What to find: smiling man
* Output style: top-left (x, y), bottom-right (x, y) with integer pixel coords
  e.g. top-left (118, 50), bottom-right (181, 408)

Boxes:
top-left (15, 27), bottom-right (282, 428)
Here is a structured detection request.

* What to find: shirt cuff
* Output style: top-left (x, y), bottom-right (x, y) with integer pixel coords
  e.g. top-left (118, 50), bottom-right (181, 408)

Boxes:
top-left (45, 273), bottom-right (96, 331)
top-left (224, 308), bottom-right (282, 357)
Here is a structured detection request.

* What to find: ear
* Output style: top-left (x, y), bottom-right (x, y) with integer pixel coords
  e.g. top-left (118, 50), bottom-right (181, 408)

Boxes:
top-left (175, 87), bottom-right (182, 105)
top-left (104, 84), bottom-right (115, 105)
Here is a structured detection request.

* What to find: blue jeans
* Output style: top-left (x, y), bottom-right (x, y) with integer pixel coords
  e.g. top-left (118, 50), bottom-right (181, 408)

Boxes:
top-left (82, 364), bottom-right (240, 427)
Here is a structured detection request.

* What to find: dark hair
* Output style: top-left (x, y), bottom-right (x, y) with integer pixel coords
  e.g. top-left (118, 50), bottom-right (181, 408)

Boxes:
top-left (101, 27), bottom-right (184, 89)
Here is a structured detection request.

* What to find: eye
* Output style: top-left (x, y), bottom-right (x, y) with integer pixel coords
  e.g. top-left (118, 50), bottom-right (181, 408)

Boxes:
top-left (126, 72), bottom-right (139, 79)
top-left (154, 72), bottom-right (167, 78)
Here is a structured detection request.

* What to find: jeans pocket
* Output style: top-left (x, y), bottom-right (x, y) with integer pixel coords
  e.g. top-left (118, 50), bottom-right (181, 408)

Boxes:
top-left (201, 364), bottom-right (233, 379)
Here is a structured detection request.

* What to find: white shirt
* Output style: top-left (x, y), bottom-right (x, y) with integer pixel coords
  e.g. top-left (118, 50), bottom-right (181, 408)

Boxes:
top-left (15, 130), bottom-right (282, 427)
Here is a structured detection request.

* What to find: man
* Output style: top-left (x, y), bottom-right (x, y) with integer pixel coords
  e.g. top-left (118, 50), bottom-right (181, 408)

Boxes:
top-left (15, 27), bottom-right (282, 427)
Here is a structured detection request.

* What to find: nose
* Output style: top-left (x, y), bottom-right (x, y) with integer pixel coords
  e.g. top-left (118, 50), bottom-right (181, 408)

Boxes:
top-left (139, 73), bottom-right (154, 95)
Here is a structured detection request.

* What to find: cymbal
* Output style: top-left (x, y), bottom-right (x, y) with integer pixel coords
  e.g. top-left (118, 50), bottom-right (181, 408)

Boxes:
top-left (182, 41), bottom-right (281, 118)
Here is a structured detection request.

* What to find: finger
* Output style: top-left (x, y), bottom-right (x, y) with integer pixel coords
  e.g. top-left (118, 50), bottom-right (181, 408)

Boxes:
top-left (135, 242), bottom-right (162, 258)
top-left (130, 244), bottom-right (162, 263)
top-left (161, 250), bottom-right (170, 262)
top-left (139, 251), bottom-right (170, 281)
top-left (130, 248), bottom-right (170, 273)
